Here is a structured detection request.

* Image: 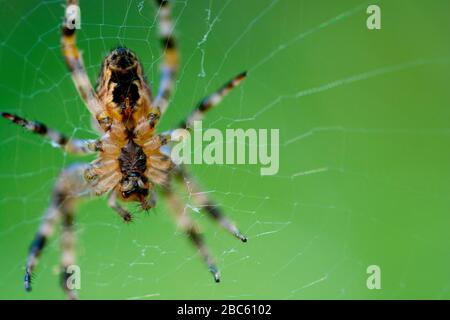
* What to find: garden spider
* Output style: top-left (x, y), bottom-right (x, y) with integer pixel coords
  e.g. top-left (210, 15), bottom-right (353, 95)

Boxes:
top-left (1, 0), bottom-right (247, 299)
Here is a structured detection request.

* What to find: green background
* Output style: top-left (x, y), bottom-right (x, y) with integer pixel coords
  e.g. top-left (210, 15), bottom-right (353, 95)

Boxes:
top-left (0, 0), bottom-right (450, 299)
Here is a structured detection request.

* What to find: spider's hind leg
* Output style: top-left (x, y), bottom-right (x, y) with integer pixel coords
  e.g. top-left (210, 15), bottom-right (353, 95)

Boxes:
top-left (62, 0), bottom-right (103, 119)
top-left (154, 0), bottom-right (179, 114)
top-left (25, 164), bottom-right (91, 299)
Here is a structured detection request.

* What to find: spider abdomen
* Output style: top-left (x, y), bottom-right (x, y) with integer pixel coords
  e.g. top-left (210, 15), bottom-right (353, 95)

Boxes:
top-left (97, 47), bottom-right (157, 130)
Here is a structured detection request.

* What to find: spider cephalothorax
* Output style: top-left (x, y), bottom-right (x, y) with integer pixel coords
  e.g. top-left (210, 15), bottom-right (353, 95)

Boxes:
top-left (2, 0), bottom-right (247, 300)
top-left (117, 139), bottom-right (153, 204)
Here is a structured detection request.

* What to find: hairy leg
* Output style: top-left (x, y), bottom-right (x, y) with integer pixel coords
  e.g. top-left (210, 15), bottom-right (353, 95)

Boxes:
top-left (1, 113), bottom-right (97, 155)
top-left (60, 208), bottom-right (77, 300)
top-left (176, 168), bottom-right (247, 242)
top-left (180, 72), bottom-right (247, 129)
top-left (24, 164), bottom-right (91, 299)
top-left (153, 0), bottom-right (179, 114)
top-left (163, 188), bottom-right (220, 282)
top-left (62, 0), bottom-right (103, 119)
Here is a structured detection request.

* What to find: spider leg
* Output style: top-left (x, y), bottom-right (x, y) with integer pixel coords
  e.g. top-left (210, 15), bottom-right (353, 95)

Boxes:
top-left (24, 164), bottom-right (90, 299)
top-left (176, 167), bottom-right (247, 242)
top-left (154, 0), bottom-right (179, 114)
top-left (141, 191), bottom-right (157, 212)
top-left (60, 207), bottom-right (77, 300)
top-left (180, 72), bottom-right (247, 129)
top-left (62, 0), bottom-right (103, 119)
top-left (1, 112), bottom-right (97, 155)
top-left (163, 188), bottom-right (220, 282)
top-left (25, 203), bottom-right (60, 292)
top-left (107, 191), bottom-right (133, 222)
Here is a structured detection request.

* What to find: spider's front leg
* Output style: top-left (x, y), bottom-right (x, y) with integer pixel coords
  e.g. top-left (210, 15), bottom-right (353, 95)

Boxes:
top-left (25, 164), bottom-right (91, 300)
top-left (163, 188), bottom-right (221, 282)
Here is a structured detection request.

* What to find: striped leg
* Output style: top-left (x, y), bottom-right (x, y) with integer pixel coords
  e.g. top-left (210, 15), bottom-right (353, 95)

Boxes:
top-left (62, 0), bottom-right (103, 118)
top-left (154, 0), bottom-right (179, 114)
top-left (60, 209), bottom-right (77, 300)
top-left (180, 72), bottom-right (247, 129)
top-left (1, 113), bottom-right (96, 155)
top-left (176, 168), bottom-right (247, 242)
top-left (24, 204), bottom-right (60, 292)
top-left (163, 188), bottom-right (220, 282)
top-left (24, 164), bottom-right (90, 299)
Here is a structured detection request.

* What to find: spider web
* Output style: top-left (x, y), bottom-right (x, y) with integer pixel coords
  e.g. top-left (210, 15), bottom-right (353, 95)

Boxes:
top-left (1, 0), bottom-right (450, 299)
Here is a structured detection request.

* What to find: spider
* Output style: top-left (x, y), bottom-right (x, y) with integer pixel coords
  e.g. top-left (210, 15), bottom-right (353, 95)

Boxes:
top-left (1, 0), bottom-right (247, 299)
